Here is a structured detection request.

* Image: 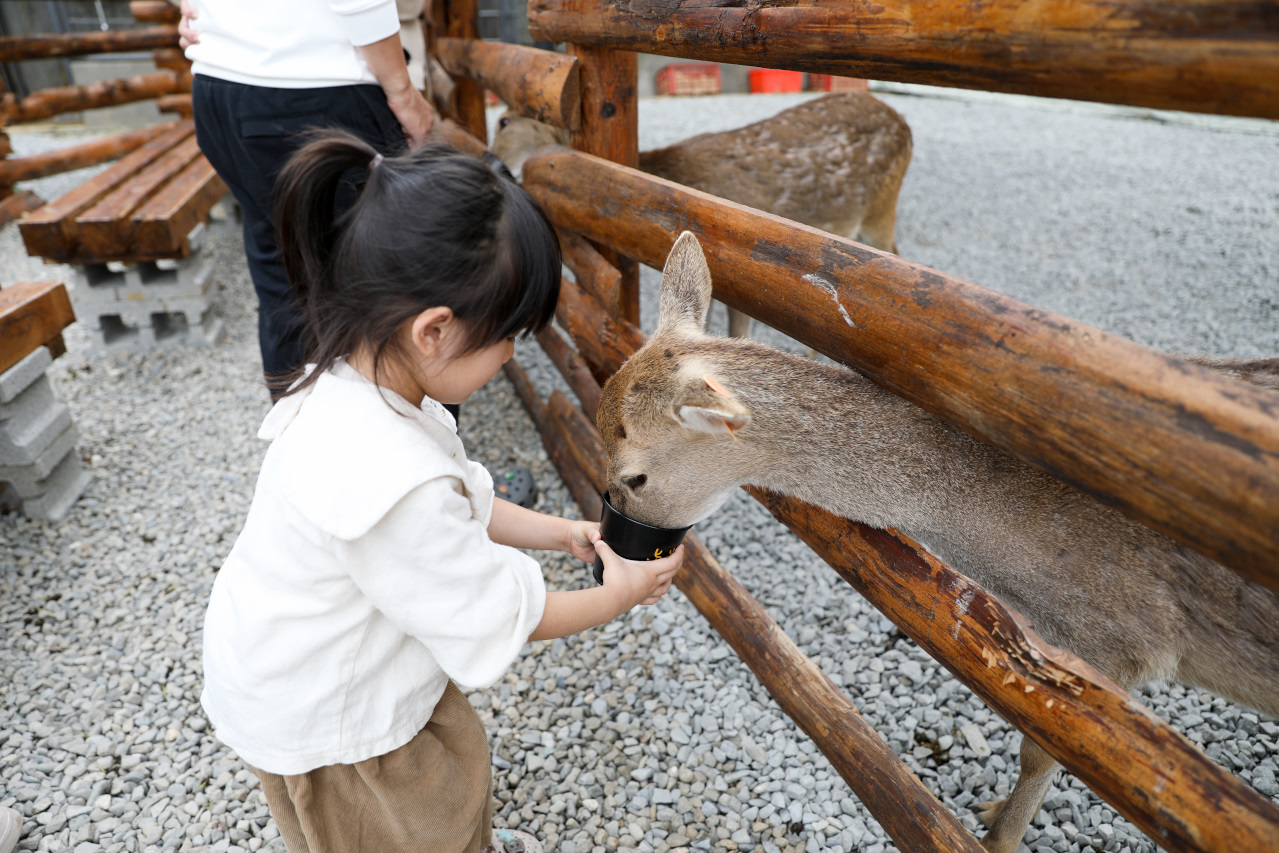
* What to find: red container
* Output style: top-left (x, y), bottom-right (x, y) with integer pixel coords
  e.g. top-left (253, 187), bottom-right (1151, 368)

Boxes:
top-left (807, 74), bottom-right (870, 92)
top-left (656, 63), bottom-right (722, 96)
top-left (748, 69), bottom-right (804, 94)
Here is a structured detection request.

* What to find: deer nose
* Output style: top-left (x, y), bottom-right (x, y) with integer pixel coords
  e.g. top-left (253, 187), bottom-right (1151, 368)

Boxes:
top-left (623, 474), bottom-right (647, 491)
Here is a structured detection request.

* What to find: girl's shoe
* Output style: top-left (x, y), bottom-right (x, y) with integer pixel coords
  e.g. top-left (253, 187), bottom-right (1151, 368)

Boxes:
top-left (0, 807), bottom-right (21, 853)
top-left (484, 828), bottom-right (543, 853)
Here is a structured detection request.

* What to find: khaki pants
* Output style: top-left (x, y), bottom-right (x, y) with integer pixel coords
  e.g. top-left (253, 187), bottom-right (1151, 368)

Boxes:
top-left (250, 682), bottom-right (495, 853)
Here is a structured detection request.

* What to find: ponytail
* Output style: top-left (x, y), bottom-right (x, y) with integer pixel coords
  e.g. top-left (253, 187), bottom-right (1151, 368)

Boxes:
top-left (274, 131), bottom-right (379, 334)
top-left (269, 128), bottom-right (561, 399)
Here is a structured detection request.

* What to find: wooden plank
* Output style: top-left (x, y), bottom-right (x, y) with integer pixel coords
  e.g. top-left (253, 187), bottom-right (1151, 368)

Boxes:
top-left (530, 286), bottom-right (1279, 853)
top-left (0, 26), bottom-right (178, 62)
top-left (0, 122), bottom-right (179, 185)
top-left (0, 281), bottom-right (75, 375)
top-left (568, 43), bottom-right (640, 325)
top-left (0, 190), bottom-right (44, 229)
top-left (19, 120), bottom-right (194, 261)
top-left (2, 70), bottom-right (190, 126)
top-left (130, 0), bottom-right (180, 24)
top-left (436, 38), bottom-right (580, 130)
top-left (74, 135), bottom-right (202, 257)
top-left (528, 0), bottom-right (1279, 120)
top-left (132, 156), bottom-right (227, 255)
top-left (521, 147), bottom-right (1279, 593)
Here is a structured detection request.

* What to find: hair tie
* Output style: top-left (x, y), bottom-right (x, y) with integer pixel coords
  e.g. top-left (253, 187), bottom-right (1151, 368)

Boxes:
top-left (369, 153), bottom-right (384, 172)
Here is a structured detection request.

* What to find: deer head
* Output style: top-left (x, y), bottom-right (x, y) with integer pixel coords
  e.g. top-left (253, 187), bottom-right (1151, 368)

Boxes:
top-left (597, 233), bottom-right (758, 528)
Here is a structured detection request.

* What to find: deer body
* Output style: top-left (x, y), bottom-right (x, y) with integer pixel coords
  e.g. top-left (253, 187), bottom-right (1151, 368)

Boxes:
top-left (598, 233), bottom-right (1279, 853)
top-left (493, 92), bottom-right (912, 336)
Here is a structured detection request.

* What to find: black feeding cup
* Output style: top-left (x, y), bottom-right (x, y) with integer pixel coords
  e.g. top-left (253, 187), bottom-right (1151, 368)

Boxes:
top-left (592, 491), bottom-right (692, 585)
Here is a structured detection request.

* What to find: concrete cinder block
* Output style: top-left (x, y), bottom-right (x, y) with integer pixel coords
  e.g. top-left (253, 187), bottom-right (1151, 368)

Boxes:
top-left (0, 383), bottom-right (72, 467)
top-left (0, 346), bottom-right (55, 405)
top-left (0, 421), bottom-right (80, 488)
top-left (5, 450), bottom-right (92, 523)
top-left (81, 307), bottom-right (224, 353)
top-left (72, 245), bottom-right (214, 306)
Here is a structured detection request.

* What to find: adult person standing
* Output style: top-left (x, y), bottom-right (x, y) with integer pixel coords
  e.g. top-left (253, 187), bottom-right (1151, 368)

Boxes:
top-left (178, 0), bottom-right (435, 398)
top-left (180, 1), bottom-right (540, 507)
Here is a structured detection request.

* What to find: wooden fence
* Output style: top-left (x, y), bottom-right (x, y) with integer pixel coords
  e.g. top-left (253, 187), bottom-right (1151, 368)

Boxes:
top-left (0, 0), bottom-right (190, 227)
top-left (441, 3), bottom-right (1279, 851)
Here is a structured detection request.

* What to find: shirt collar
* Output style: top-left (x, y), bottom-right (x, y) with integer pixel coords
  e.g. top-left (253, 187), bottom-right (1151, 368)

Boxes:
top-left (258, 360), bottom-right (458, 441)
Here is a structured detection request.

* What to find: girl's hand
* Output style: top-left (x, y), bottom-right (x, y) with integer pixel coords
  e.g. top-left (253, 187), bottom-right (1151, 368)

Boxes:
top-left (565, 520), bottom-right (600, 563)
top-left (596, 542), bottom-right (684, 608)
top-left (178, 0), bottom-right (199, 49)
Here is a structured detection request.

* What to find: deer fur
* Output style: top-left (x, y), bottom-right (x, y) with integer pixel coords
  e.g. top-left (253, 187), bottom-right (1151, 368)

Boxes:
top-left (597, 232), bottom-right (1279, 853)
top-left (492, 92), bottom-right (913, 337)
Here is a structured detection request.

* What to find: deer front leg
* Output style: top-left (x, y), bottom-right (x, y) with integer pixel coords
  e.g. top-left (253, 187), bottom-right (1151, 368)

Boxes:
top-left (977, 737), bottom-right (1060, 853)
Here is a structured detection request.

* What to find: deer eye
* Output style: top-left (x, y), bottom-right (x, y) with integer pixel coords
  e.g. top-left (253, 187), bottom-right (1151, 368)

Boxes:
top-left (499, 116), bottom-right (511, 129)
top-left (624, 474), bottom-right (647, 491)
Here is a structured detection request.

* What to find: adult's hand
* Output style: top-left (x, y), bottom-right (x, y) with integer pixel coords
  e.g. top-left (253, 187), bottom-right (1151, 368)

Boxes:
top-left (385, 85), bottom-right (436, 147)
top-left (357, 34), bottom-right (436, 147)
top-left (177, 0), bottom-right (199, 49)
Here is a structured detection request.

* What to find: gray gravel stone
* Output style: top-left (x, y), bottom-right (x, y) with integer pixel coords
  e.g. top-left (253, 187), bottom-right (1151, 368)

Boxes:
top-left (2, 87), bottom-right (1277, 853)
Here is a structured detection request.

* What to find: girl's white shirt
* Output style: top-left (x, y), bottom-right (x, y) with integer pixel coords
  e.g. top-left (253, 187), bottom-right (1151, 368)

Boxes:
top-left (185, 0), bottom-right (399, 89)
top-left (200, 362), bottom-right (547, 775)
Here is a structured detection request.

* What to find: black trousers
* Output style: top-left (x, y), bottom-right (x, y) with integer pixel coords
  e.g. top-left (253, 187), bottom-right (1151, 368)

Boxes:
top-left (192, 76), bottom-right (407, 384)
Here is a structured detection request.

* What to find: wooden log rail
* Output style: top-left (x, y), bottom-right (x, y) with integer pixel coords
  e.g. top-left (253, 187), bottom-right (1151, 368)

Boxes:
top-left (504, 357), bottom-right (987, 853)
top-left (528, 0), bottom-right (1279, 120)
top-left (0, 27), bottom-right (178, 63)
top-left (2, 70), bottom-right (191, 126)
top-left (529, 268), bottom-right (1279, 852)
top-left (0, 122), bottom-right (179, 186)
top-left (435, 38), bottom-right (580, 130)
top-left (130, 1), bottom-right (181, 25)
top-left (520, 147), bottom-right (1279, 596)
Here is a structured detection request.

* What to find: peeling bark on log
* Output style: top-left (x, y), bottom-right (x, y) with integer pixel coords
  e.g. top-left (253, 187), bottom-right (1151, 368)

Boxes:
top-left (521, 148), bottom-right (1279, 595)
top-left (0, 122), bottom-right (179, 185)
top-left (436, 38), bottom-right (580, 130)
top-left (0, 27), bottom-right (179, 62)
top-left (529, 0), bottom-right (1279, 119)
top-left (3, 70), bottom-right (190, 125)
top-left (554, 274), bottom-right (645, 380)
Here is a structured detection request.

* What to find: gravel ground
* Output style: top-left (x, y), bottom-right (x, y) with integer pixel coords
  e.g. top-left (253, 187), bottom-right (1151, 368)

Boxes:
top-left (2, 87), bottom-right (1277, 853)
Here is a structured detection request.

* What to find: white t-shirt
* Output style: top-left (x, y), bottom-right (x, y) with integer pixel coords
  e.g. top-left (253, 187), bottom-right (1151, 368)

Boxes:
top-left (201, 363), bottom-right (547, 775)
top-left (185, 0), bottom-right (400, 88)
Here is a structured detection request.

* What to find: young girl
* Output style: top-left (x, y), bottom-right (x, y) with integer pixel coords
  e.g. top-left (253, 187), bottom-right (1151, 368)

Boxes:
top-left (200, 129), bottom-right (684, 853)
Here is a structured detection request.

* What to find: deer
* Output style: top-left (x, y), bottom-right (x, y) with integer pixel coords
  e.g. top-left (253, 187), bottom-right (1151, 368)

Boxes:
top-left (492, 91), bottom-right (913, 337)
top-left (595, 231), bottom-right (1279, 853)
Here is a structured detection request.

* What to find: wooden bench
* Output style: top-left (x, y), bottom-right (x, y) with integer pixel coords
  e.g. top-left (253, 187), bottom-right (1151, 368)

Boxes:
top-left (18, 119), bottom-right (225, 265)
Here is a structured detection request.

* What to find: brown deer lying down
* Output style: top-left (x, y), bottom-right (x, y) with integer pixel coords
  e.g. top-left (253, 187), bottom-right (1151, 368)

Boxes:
top-left (492, 92), bottom-right (913, 337)
top-left (596, 232), bottom-right (1279, 853)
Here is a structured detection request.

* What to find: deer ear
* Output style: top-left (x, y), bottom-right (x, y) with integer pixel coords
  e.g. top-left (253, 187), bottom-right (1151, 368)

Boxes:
top-left (675, 374), bottom-right (752, 437)
top-left (656, 231), bottom-right (713, 336)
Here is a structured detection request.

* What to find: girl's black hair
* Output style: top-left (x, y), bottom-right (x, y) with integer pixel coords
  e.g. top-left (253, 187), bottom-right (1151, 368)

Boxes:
top-left (272, 129), bottom-right (561, 396)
